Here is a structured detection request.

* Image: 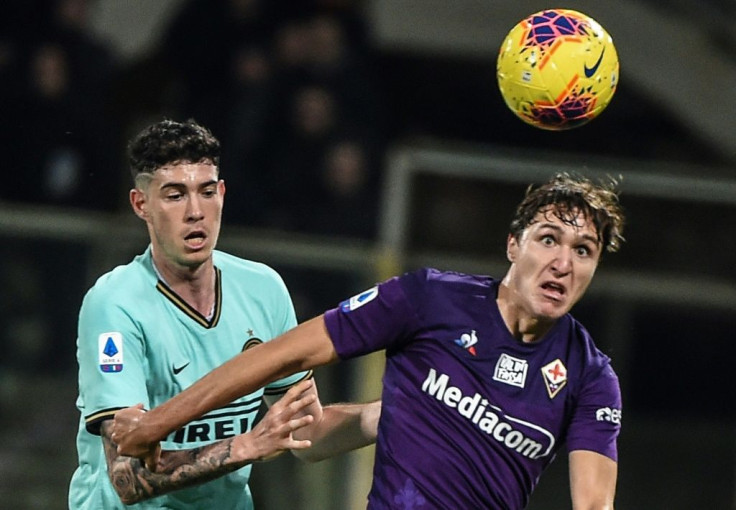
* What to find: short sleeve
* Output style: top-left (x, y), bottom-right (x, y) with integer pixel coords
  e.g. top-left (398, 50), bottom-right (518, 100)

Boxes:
top-left (324, 273), bottom-right (421, 359)
top-left (565, 363), bottom-right (622, 461)
top-left (77, 287), bottom-right (150, 435)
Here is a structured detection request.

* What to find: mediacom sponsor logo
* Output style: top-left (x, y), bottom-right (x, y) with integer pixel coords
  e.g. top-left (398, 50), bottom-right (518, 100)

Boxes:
top-left (421, 368), bottom-right (555, 459)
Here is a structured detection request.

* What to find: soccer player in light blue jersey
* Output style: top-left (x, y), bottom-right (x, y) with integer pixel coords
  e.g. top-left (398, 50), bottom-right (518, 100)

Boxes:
top-left (68, 119), bottom-right (380, 509)
top-left (114, 173), bottom-right (626, 509)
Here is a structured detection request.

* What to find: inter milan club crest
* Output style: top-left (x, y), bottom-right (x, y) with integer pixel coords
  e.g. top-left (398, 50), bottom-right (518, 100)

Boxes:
top-left (541, 359), bottom-right (567, 399)
top-left (242, 329), bottom-right (263, 352)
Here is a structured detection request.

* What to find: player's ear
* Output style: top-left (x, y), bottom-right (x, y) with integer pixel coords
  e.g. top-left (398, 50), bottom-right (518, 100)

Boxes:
top-left (506, 233), bottom-right (519, 263)
top-left (130, 188), bottom-right (148, 220)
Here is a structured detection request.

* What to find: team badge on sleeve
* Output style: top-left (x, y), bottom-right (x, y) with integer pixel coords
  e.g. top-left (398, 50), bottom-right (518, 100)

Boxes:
top-left (541, 359), bottom-right (567, 398)
top-left (340, 286), bottom-right (378, 312)
top-left (98, 332), bottom-right (123, 373)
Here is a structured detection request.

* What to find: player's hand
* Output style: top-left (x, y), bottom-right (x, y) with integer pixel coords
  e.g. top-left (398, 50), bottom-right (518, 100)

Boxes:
top-left (112, 404), bottom-right (162, 471)
top-left (233, 379), bottom-right (317, 463)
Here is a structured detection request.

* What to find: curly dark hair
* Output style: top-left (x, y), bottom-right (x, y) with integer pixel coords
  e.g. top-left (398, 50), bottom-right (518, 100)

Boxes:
top-left (509, 173), bottom-right (625, 253)
top-left (127, 119), bottom-right (221, 182)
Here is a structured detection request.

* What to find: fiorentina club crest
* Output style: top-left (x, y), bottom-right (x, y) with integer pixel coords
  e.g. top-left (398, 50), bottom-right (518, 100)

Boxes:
top-left (541, 359), bottom-right (567, 398)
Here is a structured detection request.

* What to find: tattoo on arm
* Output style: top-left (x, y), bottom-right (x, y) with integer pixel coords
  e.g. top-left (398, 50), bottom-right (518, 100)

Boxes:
top-left (100, 421), bottom-right (246, 504)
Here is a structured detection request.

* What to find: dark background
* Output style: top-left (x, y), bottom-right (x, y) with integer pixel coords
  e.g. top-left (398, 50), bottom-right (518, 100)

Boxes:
top-left (0, 0), bottom-right (733, 508)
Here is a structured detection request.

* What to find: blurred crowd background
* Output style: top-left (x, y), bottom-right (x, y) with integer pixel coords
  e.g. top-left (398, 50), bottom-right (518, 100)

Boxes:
top-left (0, 0), bottom-right (734, 508)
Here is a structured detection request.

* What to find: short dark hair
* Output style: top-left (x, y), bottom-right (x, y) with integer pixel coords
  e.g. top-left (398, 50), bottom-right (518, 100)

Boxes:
top-left (509, 173), bottom-right (625, 253)
top-left (127, 119), bottom-right (221, 182)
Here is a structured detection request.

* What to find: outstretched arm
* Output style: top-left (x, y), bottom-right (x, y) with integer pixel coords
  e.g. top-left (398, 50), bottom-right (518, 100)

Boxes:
top-left (569, 449), bottom-right (617, 510)
top-left (293, 399), bottom-right (381, 462)
top-left (113, 315), bottom-right (338, 461)
top-left (105, 379), bottom-right (316, 504)
top-left (265, 380), bottom-right (381, 463)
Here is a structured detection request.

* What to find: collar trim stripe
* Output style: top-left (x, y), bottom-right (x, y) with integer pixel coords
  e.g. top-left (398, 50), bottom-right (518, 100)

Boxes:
top-left (155, 267), bottom-right (222, 328)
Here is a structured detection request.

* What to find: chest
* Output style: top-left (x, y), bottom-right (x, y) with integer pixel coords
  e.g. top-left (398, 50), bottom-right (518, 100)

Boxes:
top-left (137, 292), bottom-right (278, 396)
top-left (383, 323), bottom-right (580, 454)
top-left (136, 295), bottom-right (277, 447)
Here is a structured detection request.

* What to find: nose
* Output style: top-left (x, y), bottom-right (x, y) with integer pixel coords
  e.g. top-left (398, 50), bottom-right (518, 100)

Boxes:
top-left (186, 193), bottom-right (204, 222)
top-left (551, 246), bottom-right (573, 275)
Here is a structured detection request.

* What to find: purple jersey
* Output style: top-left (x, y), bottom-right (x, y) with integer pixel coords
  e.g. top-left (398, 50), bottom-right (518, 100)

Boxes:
top-left (324, 268), bottom-right (621, 510)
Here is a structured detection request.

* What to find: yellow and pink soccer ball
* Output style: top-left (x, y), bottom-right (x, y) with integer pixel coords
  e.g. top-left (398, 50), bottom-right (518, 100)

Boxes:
top-left (497, 9), bottom-right (619, 130)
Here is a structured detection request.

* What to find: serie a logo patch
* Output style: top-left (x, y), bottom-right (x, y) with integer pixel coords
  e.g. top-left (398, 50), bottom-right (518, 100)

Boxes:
top-left (340, 286), bottom-right (378, 312)
top-left (99, 332), bottom-right (123, 373)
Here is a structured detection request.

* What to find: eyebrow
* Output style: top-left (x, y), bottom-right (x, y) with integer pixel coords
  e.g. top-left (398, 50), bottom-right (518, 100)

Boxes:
top-left (159, 179), bottom-right (219, 191)
top-left (538, 222), bottom-right (599, 246)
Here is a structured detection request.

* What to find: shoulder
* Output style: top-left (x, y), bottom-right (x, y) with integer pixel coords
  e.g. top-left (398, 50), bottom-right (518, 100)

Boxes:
top-left (214, 250), bottom-right (288, 288)
top-left (564, 315), bottom-right (616, 378)
top-left (83, 253), bottom-right (153, 307)
top-left (399, 267), bottom-right (494, 294)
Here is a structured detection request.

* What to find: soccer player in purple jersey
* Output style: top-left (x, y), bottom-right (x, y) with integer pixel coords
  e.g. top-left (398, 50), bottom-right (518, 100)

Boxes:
top-left (113, 173), bottom-right (625, 509)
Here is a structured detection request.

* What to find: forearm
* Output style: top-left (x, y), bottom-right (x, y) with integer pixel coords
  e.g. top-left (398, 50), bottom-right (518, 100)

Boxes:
top-left (139, 351), bottom-right (289, 444)
top-left (137, 316), bottom-right (335, 445)
top-left (569, 450), bottom-right (617, 510)
top-left (102, 422), bottom-right (247, 504)
top-left (293, 400), bottom-right (381, 462)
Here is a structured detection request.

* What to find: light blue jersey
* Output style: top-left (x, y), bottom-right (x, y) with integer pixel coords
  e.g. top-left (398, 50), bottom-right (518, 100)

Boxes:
top-left (69, 246), bottom-right (310, 509)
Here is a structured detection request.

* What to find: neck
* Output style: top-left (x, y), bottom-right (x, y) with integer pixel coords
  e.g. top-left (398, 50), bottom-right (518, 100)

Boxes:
top-left (496, 279), bottom-right (554, 343)
top-left (152, 252), bottom-right (216, 317)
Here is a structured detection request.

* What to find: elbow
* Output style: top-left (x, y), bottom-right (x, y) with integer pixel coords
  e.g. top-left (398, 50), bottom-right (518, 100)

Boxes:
top-left (574, 504), bottom-right (614, 510)
top-left (572, 495), bottom-right (615, 510)
top-left (113, 487), bottom-right (143, 506)
top-left (119, 494), bottom-right (142, 506)
top-left (113, 485), bottom-right (145, 506)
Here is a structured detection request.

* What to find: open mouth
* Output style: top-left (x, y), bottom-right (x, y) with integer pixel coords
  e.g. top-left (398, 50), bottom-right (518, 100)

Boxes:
top-left (184, 231), bottom-right (207, 247)
top-left (541, 281), bottom-right (566, 299)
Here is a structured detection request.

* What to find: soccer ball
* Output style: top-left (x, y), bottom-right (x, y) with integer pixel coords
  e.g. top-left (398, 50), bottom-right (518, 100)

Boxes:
top-left (496, 9), bottom-right (619, 130)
